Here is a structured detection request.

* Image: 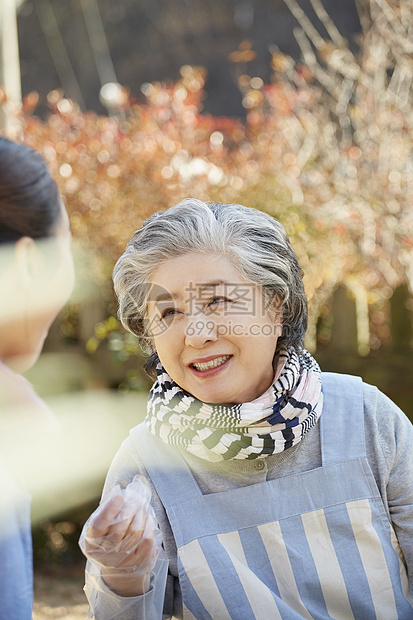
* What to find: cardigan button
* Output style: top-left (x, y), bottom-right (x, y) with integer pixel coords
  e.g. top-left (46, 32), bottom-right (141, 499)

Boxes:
top-left (253, 460), bottom-right (265, 471)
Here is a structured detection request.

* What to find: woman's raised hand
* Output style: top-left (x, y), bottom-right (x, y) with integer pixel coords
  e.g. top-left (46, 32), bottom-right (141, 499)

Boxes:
top-left (79, 475), bottom-right (162, 597)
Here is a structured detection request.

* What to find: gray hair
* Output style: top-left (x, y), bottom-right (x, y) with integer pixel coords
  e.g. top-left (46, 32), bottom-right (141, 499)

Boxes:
top-left (113, 199), bottom-right (308, 373)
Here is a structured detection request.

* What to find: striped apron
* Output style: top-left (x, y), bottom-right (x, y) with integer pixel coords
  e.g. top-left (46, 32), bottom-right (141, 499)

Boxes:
top-left (138, 372), bottom-right (413, 619)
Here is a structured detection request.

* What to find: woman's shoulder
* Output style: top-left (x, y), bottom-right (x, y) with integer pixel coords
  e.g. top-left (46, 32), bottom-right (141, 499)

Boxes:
top-left (360, 379), bottom-right (413, 465)
top-left (321, 370), bottom-right (412, 458)
top-left (321, 370), bottom-right (410, 422)
top-left (321, 370), bottom-right (363, 393)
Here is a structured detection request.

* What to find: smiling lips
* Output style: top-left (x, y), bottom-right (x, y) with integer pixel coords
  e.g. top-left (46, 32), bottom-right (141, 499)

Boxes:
top-left (191, 355), bottom-right (232, 372)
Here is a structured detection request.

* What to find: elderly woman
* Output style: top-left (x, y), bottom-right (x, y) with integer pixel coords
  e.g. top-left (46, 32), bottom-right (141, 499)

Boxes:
top-left (81, 199), bottom-right (413, 619)
top-left (0, 137), bottom-right (74, 619)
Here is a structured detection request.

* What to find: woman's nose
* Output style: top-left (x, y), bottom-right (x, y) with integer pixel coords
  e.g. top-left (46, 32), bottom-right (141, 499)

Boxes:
top-left (184, 315), bottom-right (219, 348)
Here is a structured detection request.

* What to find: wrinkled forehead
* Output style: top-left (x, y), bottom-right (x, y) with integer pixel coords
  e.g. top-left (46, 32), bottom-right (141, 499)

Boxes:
top-left (147, 279), bottom-right (232, 303)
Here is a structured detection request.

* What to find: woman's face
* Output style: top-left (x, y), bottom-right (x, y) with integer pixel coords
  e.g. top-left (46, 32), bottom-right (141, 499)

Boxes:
top-left (0, 199), bottom-right (75, 371)
top-left (147, 253), bottom-right (281, 404)
top-left (29, 199), bottom-right (75, 361)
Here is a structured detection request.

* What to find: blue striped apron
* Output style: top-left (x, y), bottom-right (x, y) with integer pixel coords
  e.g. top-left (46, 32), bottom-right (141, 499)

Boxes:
top-left (138, 372), bottom-right (413, 619)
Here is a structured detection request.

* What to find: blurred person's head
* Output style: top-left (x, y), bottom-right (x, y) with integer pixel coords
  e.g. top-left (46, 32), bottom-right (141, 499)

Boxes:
top-left (113, 199), bottom-right (307, 383)
top-left (0, 137), bottom-right (74, 371)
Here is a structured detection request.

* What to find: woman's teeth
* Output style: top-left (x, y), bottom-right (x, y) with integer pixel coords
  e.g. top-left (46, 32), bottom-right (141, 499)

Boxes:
top-left (192, 355), bottom-right (231, 372)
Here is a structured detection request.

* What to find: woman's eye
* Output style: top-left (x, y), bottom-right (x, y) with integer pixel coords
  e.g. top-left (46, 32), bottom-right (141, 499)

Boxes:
top-left (160, 307), bottom-right (179, 319)
top-left (208, 296), bottom-right (231, 307)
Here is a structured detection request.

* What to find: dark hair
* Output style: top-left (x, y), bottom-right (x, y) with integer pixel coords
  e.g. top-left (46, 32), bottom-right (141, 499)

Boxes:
top-left (0, 137), bottom-right (61, 243)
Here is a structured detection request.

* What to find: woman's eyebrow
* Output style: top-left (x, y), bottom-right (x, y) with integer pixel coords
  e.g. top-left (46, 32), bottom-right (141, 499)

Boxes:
top-left (152, 291), bottom-right (178, 303)
top-left (197, 279), bottom-right (226, 291)
top-left (151, 280), bottom-right (228, 303)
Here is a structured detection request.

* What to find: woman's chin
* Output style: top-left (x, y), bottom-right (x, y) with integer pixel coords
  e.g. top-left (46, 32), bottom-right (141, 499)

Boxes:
top-left (6, 351), bottom-right (41, 374)
top-left (191, 387), bottom-right (235, 406)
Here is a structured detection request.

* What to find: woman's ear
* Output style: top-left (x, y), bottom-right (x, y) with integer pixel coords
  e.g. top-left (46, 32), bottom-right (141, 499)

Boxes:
top-left (273, 301), bottom-right (283, 338)
top-left (14, 236), bottom-right (44, 286)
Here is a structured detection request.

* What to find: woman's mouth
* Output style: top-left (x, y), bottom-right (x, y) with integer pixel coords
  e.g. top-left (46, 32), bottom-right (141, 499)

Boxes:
top-left (191, 355), bottom-right (232, 372)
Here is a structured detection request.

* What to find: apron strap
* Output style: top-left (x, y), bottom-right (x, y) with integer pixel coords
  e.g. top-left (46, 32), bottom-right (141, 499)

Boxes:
top-left (131, 423), bottom-right (202, 505)
top-left (320, 372), bottom-right (366, 465)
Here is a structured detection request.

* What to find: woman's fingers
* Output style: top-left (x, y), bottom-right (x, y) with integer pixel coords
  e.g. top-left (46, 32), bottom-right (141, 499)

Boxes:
top-left (85, 495), bottom-right (151, 565)
top-left (87, 494), bottom-right (125, 539)
top-left (135, 514), bottom-right (156, 563)
top-left (116, 512), bottom-right (155, 569)
top-left (123, 505), bottom-right (149, 552)
top-left (79, 477), bottom-right (160, 575)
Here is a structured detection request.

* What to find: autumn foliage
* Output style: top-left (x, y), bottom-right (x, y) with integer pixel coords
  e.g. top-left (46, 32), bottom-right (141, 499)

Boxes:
top-left (2, 0), bottom-right (413, 354)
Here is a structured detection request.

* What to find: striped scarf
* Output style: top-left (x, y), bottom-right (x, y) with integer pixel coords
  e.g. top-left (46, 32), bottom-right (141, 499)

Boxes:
top-left (145, 347), bottom-right (323, 462)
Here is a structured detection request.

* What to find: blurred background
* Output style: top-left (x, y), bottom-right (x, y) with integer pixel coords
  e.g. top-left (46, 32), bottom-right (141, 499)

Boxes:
top-left (1, 0), bottom-right (413, 617)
